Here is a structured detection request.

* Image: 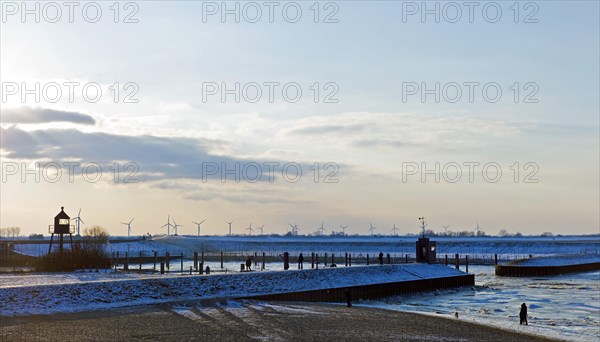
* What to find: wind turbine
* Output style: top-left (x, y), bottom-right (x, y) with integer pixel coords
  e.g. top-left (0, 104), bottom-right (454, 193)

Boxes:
top-left (121, 218), bottom-right (134, 237)
top-left (340, 225), bottom-right (348, 236)
top-left (226, 220), bottom-right (234, 236)
top-left (316, 222), bottom-right (327, 236)
top-left (368, 223), bottom-right (377, 236)
top-left (442, 225), bottom-right (450, 235)
top-left (192, 219), bottom-right (206, 237)
top-left (391, 223), bottom-right (399, 236)
top-left (246, 223), bottom-right (254, 236)
top-left (161, 215), bottom-right (173, 236)
top-left (73, 208), bottom-right (84, 236)
top-left (172, 219), bottom-right (182, 236)
top-left (289, 223), bottom-right (299, 235)
top-left (257, 225), bottom-right (265, 235)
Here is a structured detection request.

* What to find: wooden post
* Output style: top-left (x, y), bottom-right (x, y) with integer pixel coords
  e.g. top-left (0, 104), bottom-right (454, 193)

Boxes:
top-left (283, 252), bottom-right (289, 270)
top-left (455, 253), bottom-right (459, 270)
top-left (124, 252), bottom-right (129, 271)
top-left (199, 262), bottom-right (203, 274)
top-left (331, 253), bottom-right (334, 266)
top-left (387, 253), bottom-right (391, 264)
top-left (316, 254), bottom-right (319, 269)
top-left (311, 253), bottom-right (315, 269)
top-left (166, 252), bottom-right (170, 270)
top-left (139, 251), bottom-right (142, 271)
top-left (466, 255), bottom-right (469, 273)
top-left (367, 254), bottom-right (369, 265)
top-left (255, 252), bottom-right (258, 267)
top-left (262, 252), bottom-right (266, 270)
top-left (201, 250), bottom-right (204, 264)
top-left (345, 253), bottom-right (348, 267)
top-left (494, 254), bottom-right (498, 265)
top-left (405, 254), bottom-right (408, 263)
top-left (160, 262), bottom-right (164, 274)
top-left (48, 233), bottom-right (54, 254)
top-left (220, 251), bottom-right (224, 269)
top-left (194, 252), bottom-right (198, 271)
top-left (153, 251), bottom-right (157, 272)
top-left (349, 254), bottom-right (352, 266)
top-left (445, 254), bottom-right (448, 266)
top-left (325, 253), bottom-right (328, 267)
top-left (181, 252), bottom-right (184, 274)
top-left (189, 266), bottom-right (192, 275)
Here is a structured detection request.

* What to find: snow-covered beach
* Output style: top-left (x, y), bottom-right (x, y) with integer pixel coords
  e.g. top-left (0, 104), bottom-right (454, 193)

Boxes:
top-left (0, 300), bottom-right (550, 342)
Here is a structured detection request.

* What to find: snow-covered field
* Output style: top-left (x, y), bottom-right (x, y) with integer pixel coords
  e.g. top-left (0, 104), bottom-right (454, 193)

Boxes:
top-left (0, 264), bottom-right (463, 316)
top-left (12, 235), bottom-right (600, 259)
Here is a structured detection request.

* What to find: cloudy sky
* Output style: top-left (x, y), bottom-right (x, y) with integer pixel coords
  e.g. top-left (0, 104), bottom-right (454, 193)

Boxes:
top-left (1, 1), bottom-right (598, 236)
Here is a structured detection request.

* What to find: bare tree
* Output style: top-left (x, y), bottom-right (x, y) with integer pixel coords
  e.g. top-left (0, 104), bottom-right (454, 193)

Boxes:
top-left (83, 226), bottom-right (109, 251)
top-left (79, 226), bottom-right (110, 269)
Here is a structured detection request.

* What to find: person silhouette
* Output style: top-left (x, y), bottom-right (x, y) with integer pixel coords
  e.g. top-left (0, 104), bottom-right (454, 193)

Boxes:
top-left (298, 253), bottom-right (304, 269)
top-left (345, 288), bottom-right (352, 308)
top-left (519, 303), bottom-right (528, 325)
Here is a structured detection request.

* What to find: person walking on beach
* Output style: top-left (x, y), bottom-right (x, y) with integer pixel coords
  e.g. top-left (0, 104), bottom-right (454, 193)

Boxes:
top-left (519, 303), bottom-right (528, 325)
top-left (298, 253), bottom-right (304, 269)
top-left (378, 252), bottom-right (384, 265)
top-left (345, 288), bottom-right (352, 308)
top-left (246, 256), bottom-right (252, 271)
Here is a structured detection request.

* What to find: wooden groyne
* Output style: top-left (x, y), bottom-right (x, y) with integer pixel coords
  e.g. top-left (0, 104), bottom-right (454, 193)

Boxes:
top-left (495, 254), bottom-right (600, 277)
top-left (495, 262), bottom-right (600, 277)
top-left (240, 273), bottom-right (474, 302)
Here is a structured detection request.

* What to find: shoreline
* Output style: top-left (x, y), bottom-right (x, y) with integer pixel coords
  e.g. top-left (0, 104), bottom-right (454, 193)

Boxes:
top-left (1, 300), bottom-right (555, 341)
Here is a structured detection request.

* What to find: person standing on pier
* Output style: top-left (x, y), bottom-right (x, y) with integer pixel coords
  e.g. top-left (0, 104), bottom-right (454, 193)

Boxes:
top-left (378, 252), bottom-right (384, 265)
top-left (298, 253), bottom-right (304, 269)
top-left (246, 257), bottom-right (252, 271)
top-left (519, 303), bottom-right (528, 325)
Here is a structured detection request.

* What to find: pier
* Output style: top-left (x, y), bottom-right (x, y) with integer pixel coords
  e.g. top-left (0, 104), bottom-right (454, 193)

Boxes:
top-left (495, 254), bottom-right (600, 277)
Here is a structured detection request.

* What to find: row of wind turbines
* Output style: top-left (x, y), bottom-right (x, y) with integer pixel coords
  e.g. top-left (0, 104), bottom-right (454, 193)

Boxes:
top-left (75, 209), bottom-right (483, 237)
top-left (123, 216), bottom-right (206, 237)
top-left (121, 217), bottom-right (397, 237)
top-left (286, 222), bottom-right (398, 236)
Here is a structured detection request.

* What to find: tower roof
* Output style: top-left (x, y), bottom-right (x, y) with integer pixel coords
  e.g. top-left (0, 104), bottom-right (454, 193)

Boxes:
top-left (55, 206), bottom-right (70, 219)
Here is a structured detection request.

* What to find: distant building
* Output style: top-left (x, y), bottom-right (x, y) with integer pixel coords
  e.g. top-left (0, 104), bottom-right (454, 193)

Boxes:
top-left (416, 237), bottom-right (436, 263)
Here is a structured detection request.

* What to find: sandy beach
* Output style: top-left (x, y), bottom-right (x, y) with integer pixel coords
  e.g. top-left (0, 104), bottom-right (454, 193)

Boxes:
top-left (0, 300), bottom-right (554, 342)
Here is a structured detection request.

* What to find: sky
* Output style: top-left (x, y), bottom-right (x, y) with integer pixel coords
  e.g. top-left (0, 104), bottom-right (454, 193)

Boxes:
top-left (1, 1), bottom-right (599, 236)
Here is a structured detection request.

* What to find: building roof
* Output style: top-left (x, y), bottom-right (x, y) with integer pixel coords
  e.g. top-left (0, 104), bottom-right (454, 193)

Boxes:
top-left (54, 206), bottom-right (70, 219)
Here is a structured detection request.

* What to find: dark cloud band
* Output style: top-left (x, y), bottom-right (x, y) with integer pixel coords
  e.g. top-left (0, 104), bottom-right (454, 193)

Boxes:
top-left (1, 107), bottom-right (96, 125)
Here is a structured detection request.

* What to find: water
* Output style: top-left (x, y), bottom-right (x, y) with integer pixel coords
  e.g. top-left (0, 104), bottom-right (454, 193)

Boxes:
top-left (361, 265), bottom-right (600, 341)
